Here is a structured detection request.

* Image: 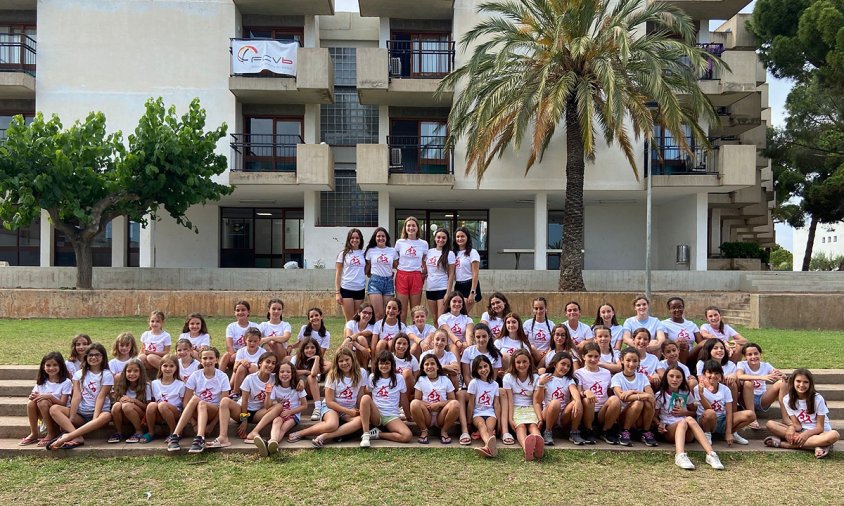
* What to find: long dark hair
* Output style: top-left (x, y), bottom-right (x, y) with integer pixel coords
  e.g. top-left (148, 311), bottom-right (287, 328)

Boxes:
top-left (657, 364), bottom-right (690, 397)
top-left (433, 228), bottom-right (452, 271)
top-left (453, 226), bottom-right (474, 253)
top-left (699, 338), bottom-right (729, 366)
top-left (788, 368), bottom-right (819, 414)
top-left (705, 305), bottom-right (725, 333)
top-left (304, 307), bottom-right (327, 337)
top-left (80, 343), bottom-right (109, 377)
top-left (37, 352), bottom-right (69, 385)
top-left (592, 302), bottom-right (620, 328)
top-left (486, 292), bottom-right (511, 319)
top-left (365, 226), bottom-right (392, 255)
top-left (341, 228), bottom-right (364, 262)
top-left (472, 323), bottom-right (501, 361)
top-left (373, 350), bottom-right (398, 389)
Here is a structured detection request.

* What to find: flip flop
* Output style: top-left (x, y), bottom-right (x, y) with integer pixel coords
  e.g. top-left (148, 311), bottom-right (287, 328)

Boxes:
top-left (138, 433), bottom-right (153, 444)
top-left (440, 434), bottom-right (452, 445)
top-left (288, 433), bottom-right (302, 443)
top-left (748, 421), bottom-right (761, 430)
top-left (815, 446), bottom-right (831, 459)
top-left (18, 435), bottom-right (39, 446)
top-left (59, 440), bottom-right (84, 450)
top-left (46, 436), bottom-right (64, 451)
top-left (474, 446), bottom-right (493, 458)
top-left (418, 434), bottom-right (430, 444)
top-left (311, 436), bottom-right (325, 449)
top-left (486, 436), bottom-right (498, 457)
top-left (37, 437), bottom-right (53, 447)
top-left (532, 434), bottom-right (546, 460)
top-left (763, 436), bottom-right (781, 448)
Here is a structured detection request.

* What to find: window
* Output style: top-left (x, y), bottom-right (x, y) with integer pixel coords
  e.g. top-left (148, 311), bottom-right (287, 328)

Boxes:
top-left (128, 220), bottom-right (140, 267)
top-left (233, 116), bottom-right (304, 172)
top-left (650, 125), bottom-right (707, 175)
top-left (0, 113), bottom-right (34, 140)
top-left (54, 223), bottom-right (112, 267)
top-left (0, 216), bottom-right (40, 266)
top-left (0, 25), bottom-right (36, 73)
top-left (547, 211), bottom-right (564, 270)
top-left (220, 208), bottom-right (304, 268)
top-left (328, 47), bottom-right (356, 86)
top-left (389, 119), bottom-right (449, 174)
top-left (321, 48), bottom-right (378, 146)
top-left (822, 237), bottom-right (826, 244)
top-left (320, 170), bottom-right (378, 227)
top-left (395, 209), bottom-right (489, 268)
top-left (242, 26), bottom-right (304, 46)
top-left (388, 32), bottom-right (453, 77)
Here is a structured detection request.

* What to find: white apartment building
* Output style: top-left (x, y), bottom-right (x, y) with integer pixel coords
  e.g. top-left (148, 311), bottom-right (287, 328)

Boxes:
top-left (0, 0), bottom-right (774, 272)
top-left (793, 222), bottom-right (844, 270)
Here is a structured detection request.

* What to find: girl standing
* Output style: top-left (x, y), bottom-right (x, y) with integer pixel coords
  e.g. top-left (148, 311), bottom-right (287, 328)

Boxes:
top-left (610, 348), bottom-right (657, 447)
top-left (438, 292), bottom-right (474, 357)
top-left (592, 303), bottom-right (624, 350)
top-left (622, 296), bottom-right (666, 354)
top-left (145, 354), bottom-right (184, 442)
top-left (259, 299), bottom-right (292, 360)
top-left (502, 349), bottom-right (544, 460)
top-left (109, 358), bottom-right (151, 444)
top-left (222, 301), bottom-right (258, 373)
top-left (536, 352), bottom-right (584, 446)
top-left (139, 310), bottom-right (171, 373)
top-left (394, 216), bottom-right (429, 322)
top-left (364, 227), bottom-right (398, 321)
top-left (359, 351), bottom-right (413, 447)
top-left (65, 334), bottom-right (91, 378)
top-left (452, 227), bottom-right (481, 310)
top-left (179, 313), bottom-right (211, 358)
top-left (424, 229), bottom-right (455, 319)
top-left (109, 332), bottom-right (138, 377)
top-left (481, 292), bottom-right (511, 338)
top-left (464, 355), bottom-right (500, 458)
top-left (411, 354), bottom-right (460, 444)
top-left (20, 352), bottom-right (71, 447)
top-left (523, 297), bottom-right (555, 365)
top-left (335, 228), bottom-right (366, 322)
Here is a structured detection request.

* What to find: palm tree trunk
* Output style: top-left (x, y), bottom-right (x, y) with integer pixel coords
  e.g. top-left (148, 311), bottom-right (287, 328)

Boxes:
top-left (802, 215), bottom-right (818, 271)
top-left (559, 100), bottom-right (587, 292)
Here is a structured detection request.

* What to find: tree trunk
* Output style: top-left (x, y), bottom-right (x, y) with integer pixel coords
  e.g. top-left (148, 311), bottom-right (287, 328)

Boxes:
top-left (559, 100), bottom-right (587, 292)
top-left (71, 239), bottom-right (94, 289)
top-left (802, 215), bottom-right (818, 271)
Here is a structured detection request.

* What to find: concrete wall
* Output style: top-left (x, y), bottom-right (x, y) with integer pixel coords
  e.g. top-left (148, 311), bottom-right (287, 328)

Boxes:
top-left (752, 294), bottom-right (844, 330)
top-left (654, 196), bottom-right (702, 270)
top-left (584, 204), bottom-right (646, 270)
top-left (151, 205), bottom-right (220, 268)
top-left (302, 227), bottom-right (378, 269)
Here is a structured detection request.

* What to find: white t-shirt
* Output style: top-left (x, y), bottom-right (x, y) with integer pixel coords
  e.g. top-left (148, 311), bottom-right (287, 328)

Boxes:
top-left (372, 319), bottom-right (405, 342)
top-left (141, 330), bottom-right (172, 354)
top-left (544, 347), bottom-right (580, 368)
top-left (438, 313), bottom-right (473, 343)
top-left (108, 358), bottom-right (130, 376)
top-left (425, 249), bottom-right (455, 291)
top-left (178, 358), bottom-right (200, 382)
top-left (420, 349), bottom-right (458, 367)
top-left (395, 238), bottom-right (428, 272)
top-left (661, 319), bottom-right (700, 351)
top-left (370, 374), bottom-right (407, 417)
top-left (336, 249), bottom-right (366, 290)
top-left (694, 384), bottom-right (733, 417)
top-left (32, 378), bottom-right (73, 402)
top-left (611, 372), bottom-right (650, 393)
top-left (394, 354), bottom-right (419, 375)
top-left (637, 353), bottom-right (659, 376)
top-left (495, 336), bottom-right (529, 356)
top-left (523, 318), bottom-right (555, 351)
top-left (180, 332), bottom-right (211, 351)
top-left (657, 360), bottom-right (691, 379)
top-left (74, 369), bottom-right (115, 413)
top-left (468, 378), bottom-right (499, 417)
top-left (737, 361), bottom-right (776, 395)
top-left (600, 349), bottom-right (620, 364)
top-left (575, 367), bottom-right (612, 410)
top-left (259, 321), bottom-right (292, 342)
top-left (235, 346), bottom-right (265, 365)
top-left (454, 249), bottom-right (481, 282)
top-left (565, 321), bottom-right (594, 345)
top-left (185, 369), bottom-right (231, 406)
top-left (151, 379), bottom-right (185, 410)
top-left (271, 384), bottom-right (307, 412)
top-left (326, 368), bottom-right (370, 410)
top-left (541, 375), bottom-right (575, 408)
top-left (623, 316), bottom-right (664, 339)
top-left (411, 323), bottom-right (436, 342)
top-left (366, 246), bottom-right (398, 278)
top-left (608, 324), bottom-right (625, 348)
top-left (503, 373), bottom-right (539, 407)
top-left (481, 313), bottom-right (504, 337)
top-left (657, 390), bottom-right (692, 425)
top-left (345, 320), bottom-right (374, 337)
top-left (123, 384), bottom-right (152, 401)
top-left (66, 360), bottom-right (81, 379)
top-left (415, 375), bottom-right (455, 404)
top-left (784, 394), bottom-right (832, 432)
top-left (696, 360), bottom-right (737, 377)
top-left (700, 323), bottom-right (739, 342)
top-left (461, 345), bottom-right (502, 369)
top-left (297, 325), bottom-right (331, 350)
top-left (240, 372), bottom-right (275, 411)
top-left (226, 321), bottom-right (259, 352)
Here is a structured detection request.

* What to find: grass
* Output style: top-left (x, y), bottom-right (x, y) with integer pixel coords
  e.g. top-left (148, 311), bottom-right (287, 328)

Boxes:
top-left (0, 315), bottom-right (841, 368)
top-left (0, 450), bottom-right (841, 503)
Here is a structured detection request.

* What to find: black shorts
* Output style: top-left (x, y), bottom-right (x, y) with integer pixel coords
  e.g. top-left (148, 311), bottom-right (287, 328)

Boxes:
top-left (340, 287), bottom-right (366, 301)
top-left (426, 289), bottom-right (448, 301)
top-left (454, 280), bottom-right (481, 302)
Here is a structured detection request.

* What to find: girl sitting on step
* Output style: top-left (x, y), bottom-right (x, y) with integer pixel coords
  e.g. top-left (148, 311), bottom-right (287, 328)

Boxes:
top-left (20, 352), bottom-right (71, 447)
top-left (144, 354), bottom-right (184, 442)
top-left (108, 358), bottom-right (151, 444)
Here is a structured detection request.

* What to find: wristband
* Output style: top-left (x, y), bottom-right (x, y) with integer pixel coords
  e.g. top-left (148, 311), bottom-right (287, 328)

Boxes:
top-left (239, 412), bottom-right (250, 421)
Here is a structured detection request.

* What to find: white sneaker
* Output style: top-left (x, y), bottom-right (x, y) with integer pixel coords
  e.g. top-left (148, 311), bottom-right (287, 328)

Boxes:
top-left (674, 452), bottom-right (695, 470)
top-left (704, 432), bottom-right (712, 445)
top-left (311, 406), bottom-right (321, 421)
top-left (732, 432), bottom-right (749, 445)
top-left (367, 427), bottom-right (381, 440)
top-left (706, 451), bottom-right (725, 470)
top-left (360, 433), bottom-right (371, 448)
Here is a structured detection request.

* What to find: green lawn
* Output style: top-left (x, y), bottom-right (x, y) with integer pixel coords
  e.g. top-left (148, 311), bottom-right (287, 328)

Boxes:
top-left (0, 316), bottom-right (840, 368)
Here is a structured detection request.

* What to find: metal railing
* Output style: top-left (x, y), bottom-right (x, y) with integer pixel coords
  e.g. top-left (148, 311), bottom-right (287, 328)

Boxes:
top-left (0, 34), bottom-right (36, 75)
top-left (229, 37), bottom-right (302, 77)
top-left (695, 42), bottom-right (724, 80)
top-left (387, 40), bottom-right (454, 78)
top-left (230, 133), bottom-right (303, 172)
top-left (646, 140), bottom-right (717, 176)
top-left (387, 135), bottom-right (453, 174)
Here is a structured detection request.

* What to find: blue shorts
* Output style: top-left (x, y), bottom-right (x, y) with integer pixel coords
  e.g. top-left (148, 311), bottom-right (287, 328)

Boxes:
top-left (319, 405), bottom-right (351, 423)
top-left (714, 414), bottom-right (727, 434)
top-left (367, 274), bottom-right (395, 296)
top-left (754, 393), bottom-right (770, 412)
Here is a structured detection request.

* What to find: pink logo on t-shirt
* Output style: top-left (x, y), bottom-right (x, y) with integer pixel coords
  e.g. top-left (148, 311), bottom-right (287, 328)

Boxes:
top-left (753, 380), bottom-right (762, 389)
top-left (146, 343), bottom-right (157, 352)
top-left (427, 390), bottom-right (441, 403)
top-left (638, 366), bottom-right (649, 375)
top-left (406, 246), bottom-right (417, 257)
top-left (376, 385), bottom-right (390, 398)
top-left (337, 386), bottom-right (353, 400)
top-left (383, 333), bottom-right (394, 342)
top-left (199, 388), bottom-right (213, 401)
top-left (86, 381), bottom-right (97, 395)
top-left (378, 254), bottom-right (389, 264)
top-left (507, 348), bottom-right (515, 355)
top-left (160, 393), bottom-right (169, 403)
top-left (534, 330), bottom-right (547, 342)
top-left (491, 325), bottom-right (501, 336)
top-left (478, 390), bottom-right (492, 406)
top-left (455, 257), bottom-right (461, 268)
top-left (255, 391), bottom-right (266, 402)
top-left (797, 409), bottom-right (812, 424)
top-left (451, 323), bottom-right (462, 336)
top-left (551, 386), bottom-right (566, 400)
top-left (396, 366), bottom-right (404, 374)
top-left (428, 256), bottom-right (438, 266)
top-left (678, 330), bottom-right (690, 341)
top-left (517, 388), bottom-right (529, 397)
top-left (281, 399), bottom-right (291, 410)
top-left (710, 399), bottom-right (723, 412)
top-left (590, 382), bottom-right (603, 396)
top-left (350, 256), bottom-right (361, 266)
top-left (235, 335), bottom-right (245, 347)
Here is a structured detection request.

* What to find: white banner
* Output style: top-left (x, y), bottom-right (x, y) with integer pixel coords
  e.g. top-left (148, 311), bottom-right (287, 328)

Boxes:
top-left (231, 40), bottom-right (298, 76)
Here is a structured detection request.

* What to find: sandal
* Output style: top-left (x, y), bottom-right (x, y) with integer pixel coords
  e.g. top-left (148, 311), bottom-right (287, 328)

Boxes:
top-left (502, 432), bottom-right (515, 445)
top-left (288, 433), bottom-right (302, 444)
top-left (815, 446), bottom-right (831, 459)
top-left (763, 436), bottom-right (781, 448)
top-left (37, 437), bottom-right (53, 447)
top-left (459, 432), bottom-right (471, 446)
top-left (440, 434), bottom-right (452, 445)
top-left (126, 433), bottom-right (143, 444)
top-left (749, 420), bottom-right (761, 430)
top-left (18, 435), bottom-right (39, 446)
top-left (471, 431), bottom-right (481, 440)
top-left (58, 440), bottom-right (84, 450)
top-left (138, 433), bottom-right (153, 444)
top-left (474, 446), bottom-right (493, 458)
top-left (107, 433), bottom-right (122, 444)
top-left (207, 438), bottom-right (231, 449)
top-left (418, 430), bottom-right (429, 444)
top-left (311, 436), bottom-right (325, 449)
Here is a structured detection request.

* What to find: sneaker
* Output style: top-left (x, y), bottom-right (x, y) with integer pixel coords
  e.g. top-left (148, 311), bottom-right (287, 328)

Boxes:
top-left (399, 407), bottom-right (406, 421)
top-left (602, 431), bottom-right (620, 445)
top-left (229, 392), bottom-right (241, 402)
top-left (732, 432), bottom-right (749, 445)
top-left (704, 432), bottom-right (712, 445)
top-left (311, 406), bottom-right (321, 422)
top-left (543, 430), bottom-right (554, 446)
top-left (38, 420), bottom-right (47, 436)
top-left (188, 436), bottom-right (205, 454)
top-left (706, 451), bottom-right (725, 470)
top-left (675, 452), bottom-right (695, 470)
top-left (582, 429), bottom-right (597, 444)
top-left (641, 431), bottom-right (658, 447)
top-left (166, 434), bottom-right (181, 452)
top-left (457, 374), bottom-right (465, 390)
top-left (618, 430), bottom-right (632, 447)
top-left (360, 433), bottom-right (371, 448)
top-left (367, 427), bottom-right (381, 440)
top-left (569, 430), bottom-right (587, 445)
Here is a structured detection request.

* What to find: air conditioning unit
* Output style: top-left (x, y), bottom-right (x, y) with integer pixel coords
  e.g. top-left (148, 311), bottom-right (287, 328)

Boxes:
top-left (390, 148), bottom-right (402, 167)
top-left (389, 57), bottom-right (402, 77)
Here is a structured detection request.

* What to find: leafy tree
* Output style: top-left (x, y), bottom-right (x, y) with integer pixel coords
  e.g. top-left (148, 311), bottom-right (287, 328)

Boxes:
top-left (0, 98), bottom-right (231, 289)
top-left (809, 251), bottom-right (844, 271)
top-left (440, 0), bottom-right (721, 290)
top-left (769, 244), bottom-right (793, 270)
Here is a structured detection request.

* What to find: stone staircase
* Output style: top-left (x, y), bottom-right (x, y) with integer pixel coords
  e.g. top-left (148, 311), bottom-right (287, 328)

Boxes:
top-left (740, 272), bottom-right (844, 293)
top-left (2, 365), bottom-right (841, 457)
top-left (719, 294), bottom-right (752, 326)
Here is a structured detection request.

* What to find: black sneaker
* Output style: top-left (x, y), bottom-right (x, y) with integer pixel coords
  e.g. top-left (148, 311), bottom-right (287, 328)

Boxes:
top-left (601, 430), bottom-right (619, 445)
top-left (641, 431), bottom-right (658, 447)
top-left (166, 434), bottom-right (181, 452)
top-left (188, 436), bottom-right (205, 454)
top-left (569, 430), bottom-right (587, 445)
top-left (582, 429), bottom-right (598, 444)
top-left (618, 429), bottom-right (632, 447)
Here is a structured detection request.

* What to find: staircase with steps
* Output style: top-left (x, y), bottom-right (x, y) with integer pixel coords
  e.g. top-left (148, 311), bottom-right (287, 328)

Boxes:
top-left (741, 272), bottom-right (844, 293)
top-left (719, 295), bottom-right (752, 326)
top-left (1, 365), bottom-right (841, 457)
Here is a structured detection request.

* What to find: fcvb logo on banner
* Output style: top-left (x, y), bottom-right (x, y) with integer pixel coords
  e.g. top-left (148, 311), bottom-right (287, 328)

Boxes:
top-left (232, 40), bottom-right (298, 76)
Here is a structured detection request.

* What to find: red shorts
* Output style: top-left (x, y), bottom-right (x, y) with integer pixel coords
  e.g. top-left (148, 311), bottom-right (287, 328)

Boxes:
top-left (395, 270), bottom-right (423, 295)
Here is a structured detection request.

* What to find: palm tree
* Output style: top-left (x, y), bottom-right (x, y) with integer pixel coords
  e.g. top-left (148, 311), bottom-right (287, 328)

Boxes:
top-left (440, 0), bottom-right (723, 290)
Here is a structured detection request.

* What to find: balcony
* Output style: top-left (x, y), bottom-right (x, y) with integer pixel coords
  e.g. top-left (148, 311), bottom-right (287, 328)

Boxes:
top-left (357, 143), bottom-right (455, 190)
top-left (359, 0), bottom-right (453, 19)
top-left (652, 0), bottom-right (747, 20)
top-left (357, 42), bottom-right (454, 107)
top-left (0, 34), bottom-right (36, 99)
top-left (229, 134), bottom-right (334, 190)
top-left (696, 47), bottom-right (765, 107)
top-left (647, 143), bottom-right (755, 189)
top-left (233, 0), bottom-right (334, 15)
top-left (229, 42), bottom-right (334, 104)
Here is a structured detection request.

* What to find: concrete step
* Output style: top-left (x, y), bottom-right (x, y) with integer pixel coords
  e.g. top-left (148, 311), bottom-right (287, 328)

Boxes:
top-left (781, 369), bottom-right (844, 384)
top-left (0, 366), bottom-right (37, 381)
top-left (745, 280), bottom-right (844, 293)
top-left (0, 381), bottom-right (34, 397)
top-left (0, 397), bottom-right (26, 416)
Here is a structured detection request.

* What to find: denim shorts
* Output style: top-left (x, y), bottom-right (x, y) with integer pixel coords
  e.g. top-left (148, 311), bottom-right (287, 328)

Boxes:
top-left (714, 414), bottom-right (727, 434)
top-left (754, 393), bottom-right (770, 412)
top-left (367, 274), bottom-right (395, 296)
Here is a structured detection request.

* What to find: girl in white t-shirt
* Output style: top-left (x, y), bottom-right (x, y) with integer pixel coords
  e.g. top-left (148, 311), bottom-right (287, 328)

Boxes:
top-left (421, 329), bottom-right (461, 390)
top-left (109, 331), bottom-right (138, 378)
top-left (657, 341), bottom-right (697, 390)
top-left (503, 349), bottom-right (544, 461)
top-left (392, 333), bottom-right (420, 394)
top-left (109, 358), bottom-right (151, 444)
top-left (335, 228), bottom-right (366, 322)
top-left (593, 326), bottom-right (621, 374)
top-left (343, 302), bottom-right (376, 370)
top-left (371, 298), bottom-right (408, 370)
top-left (48, 343), bottom-right (114, 450)
top-left (591, 303), bottom-right (624, 350)
top-left (631, 328), bottom-right (661, 389)
top-left (394, 216), bottom-right (429, 322)
top-left (737, 342), bottom-right (786, 425)
top-left (297, 307), bottom-right (332, 360)
top-left (656, 365), bottom-right (724, 470)
top-left (610, 348), bottom-right (656, 447)
top-left (576, 343), bottom-right (621, 445)
top-left (222, 300), bottom-right (258, 373)
top-left (65, 333), bottom-right (91, 379)
top-left (425, 229), bottom-right (456, 319)
top-left (523, 297), bottom-right (555, 365)
top-left (139, 310), bottom-right (172, 373)
top-left (452, 226), bottom-right (481, 310)
top-left (257, 361), bottom-right (308, 456)
top-left (359, 351), bottom-right (413, 447)
top-left (494, 312), bottom-right (532, 372)
top-left (463, 355), bottom-right (500, 457)
top-left (410, 305), bottom-right (437, 353)
top-left (765, 368), bottom-right (841, 458)
top-left (411, 353), bottom-right (460, 444)
top-left (481, 292), bottom-right (510, 338)
top-left (438, 292), bottom-right (474, 357)
top-left (541, 324), bottom-right (580, 374)
top-left (563, 300), bottom-right (594, 349)
top-left (21, 352), bottom-right (71, 447)
top-left (260, 299), bottom-right (292, 361)
top-left (145, 354), bottom-right (185, 442)
top-left (696, 339), bottom-right (738, 413)
top-left (535, 351), bottom-right (583, 446)
top-left (214, 351), bottom-right (278, 448)
top-left (179, 312), bottom-right (211, 359)
top-left (365, 227), bottom-right (398, 321)
top-left (230, 327), bottom-right (264, 398)
top-left (293, 337), bottom-right (324, 422)
top-left (699, 305), bottom-right (747, 363)
top-left (661, 297), bottom-right (701, 364)
top-left (166, 346), bottom-right (231, 454)
top-left (622, 295), bottom-right (666, 354)
top-left (460, 323), bottom-right (502, 384)
top-left (697, 360), bottom-right (756, 447)
top-left (175, 339), bottom-right (200, 383)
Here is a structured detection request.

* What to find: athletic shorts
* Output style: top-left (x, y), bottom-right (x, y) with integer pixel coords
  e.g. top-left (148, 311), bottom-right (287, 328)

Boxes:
top-left (340, 287), bottom-right (366, 301)
top-left (454, 280), bottom-right (482, 302)
top-left (426, 289), bottom-right (447, 301)
top-left (395, 270), bottom-right (423, 295)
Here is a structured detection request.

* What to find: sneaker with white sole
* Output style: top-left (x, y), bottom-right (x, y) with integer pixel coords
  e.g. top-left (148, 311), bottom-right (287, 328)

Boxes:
top-left (675, 452), bottom-right (695, 470)
top-left (367, 427), bottom-right (381, 440)
top-left (731, 432), bottom-right (749, 445)
top-left (166, 434), bottom-right (181, 452)
top-left (360, 433), bottom-right (371, 448)
top-left (706, 451), bottom-right (725, 470)
top-left (704, 432), bottom-right (712, 445)
top-left (543, 430), bottom-right (554, 446)
top-left (188, 436), bottom-right (205, 454)
top-left (311, 406), bottom-right (321, 421)
top-left (569, 430), bottom-right (587, 445)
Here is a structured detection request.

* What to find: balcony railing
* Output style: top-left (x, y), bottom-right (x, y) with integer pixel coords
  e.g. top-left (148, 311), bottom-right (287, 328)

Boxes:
top-left (646, 140), bottom-right (716, 176)
top-left (0, 34), bottom-right (36, 76)
top-left (387, 135), bottom-right (453, 174)
top-left (230, 133), bottom-right (303, 172)
top-left (387, 40), bottom-right (455, 78)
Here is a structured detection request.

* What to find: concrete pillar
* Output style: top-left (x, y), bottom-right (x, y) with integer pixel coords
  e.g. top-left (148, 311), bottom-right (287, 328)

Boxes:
top-left (379, 18), bottom-right (389, 48)
top-left (139, 214), bottom-right (155, 267)
top-left (710, 208), bottom-right (722, 256)
top-left (111, 217), bottom-right (127, 267)
top-left (304, 103), bottom-right (319, 144)
top-left (534, 192), bottom-right (548, 270)
top-left (697, 20), bottom-right (711, 43)
top-left (39, 209), bottom-right (53, 267)
top-left (379, 105), bottom-right (389, 144)
top-left (304, 191), bottom-right (319, 268)
top-left (695, 192), bottom-right (708, 271)
top-left (378, 191), bottom-right (391, 231)
top-left (304, 15), bottom-right (319, 48)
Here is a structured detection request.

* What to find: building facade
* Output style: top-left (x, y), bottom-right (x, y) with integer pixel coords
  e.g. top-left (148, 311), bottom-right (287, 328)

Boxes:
top-left (0, 0), bottom-right (774, 272)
